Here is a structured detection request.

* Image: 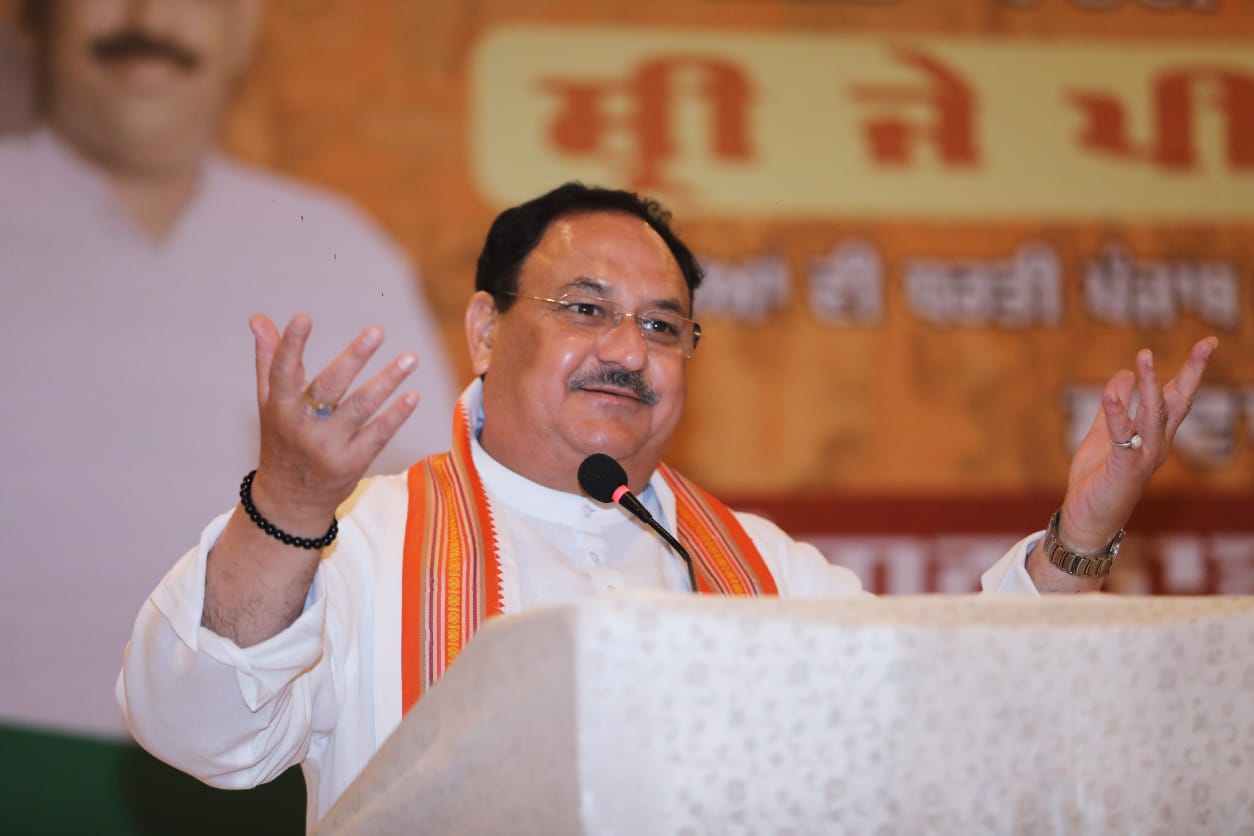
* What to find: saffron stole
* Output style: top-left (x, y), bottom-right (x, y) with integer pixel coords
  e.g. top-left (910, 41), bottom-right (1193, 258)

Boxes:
top-left (400, 402), bottom-right (778, 713)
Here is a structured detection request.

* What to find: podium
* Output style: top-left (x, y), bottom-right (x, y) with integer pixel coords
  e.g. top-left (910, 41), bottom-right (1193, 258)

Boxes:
top-left (316, 594), bottom-right (1254, 835)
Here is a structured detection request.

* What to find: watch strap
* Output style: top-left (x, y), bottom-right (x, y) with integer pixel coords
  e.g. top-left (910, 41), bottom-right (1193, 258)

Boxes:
top-left (1043, 509), bottom-right (1123, 578)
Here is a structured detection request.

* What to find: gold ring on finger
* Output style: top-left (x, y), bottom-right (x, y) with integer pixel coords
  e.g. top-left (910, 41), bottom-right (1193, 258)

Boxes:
top-left (304, 390), bottom-right (336, 419)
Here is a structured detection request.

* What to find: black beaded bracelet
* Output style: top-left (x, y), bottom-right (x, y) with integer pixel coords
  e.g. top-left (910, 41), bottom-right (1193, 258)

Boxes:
top-left (239, 470), bottom-right (338, 550)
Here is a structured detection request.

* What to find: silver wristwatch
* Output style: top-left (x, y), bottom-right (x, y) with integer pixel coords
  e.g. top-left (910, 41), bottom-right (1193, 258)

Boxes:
top-left (1042, 509), bottom-right (1124, 578)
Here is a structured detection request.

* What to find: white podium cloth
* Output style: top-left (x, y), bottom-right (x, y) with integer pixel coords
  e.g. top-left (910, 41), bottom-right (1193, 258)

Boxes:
top-left (316, 593), bottom-right (1254, 835)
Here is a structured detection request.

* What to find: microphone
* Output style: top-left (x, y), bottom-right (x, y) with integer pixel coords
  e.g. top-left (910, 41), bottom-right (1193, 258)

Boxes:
top-left (578, 453), bottom-right (698, 593)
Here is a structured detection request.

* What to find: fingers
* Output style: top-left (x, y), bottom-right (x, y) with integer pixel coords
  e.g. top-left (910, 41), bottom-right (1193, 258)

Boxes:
top-left (336, 352), bottom-right (418, 433)
top-left (1103, 337), bottom-right (1218, 460)
top-left (350, 390), bottom-right (421, 462)
top-left (1162, 337), bottom-right (1219, 436)
top-left (306, 327), bottom-right (385, 409)
top-left (248, 316), bottom-right (422, 521)
top-left (1131, 349), bottom-right (1169, 454)
top-left (269, 314), bottom-right (313, 403)
top-left (260, 314), bottom-right (412, 438)
top-left (250, 314), bottom-right (280, 404)
top-left (1100, 368), bottom-right (1136, 447)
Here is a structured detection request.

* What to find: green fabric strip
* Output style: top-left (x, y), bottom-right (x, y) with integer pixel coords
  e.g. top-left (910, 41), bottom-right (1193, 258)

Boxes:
top-left (0, 723), bottom-right (303, 835)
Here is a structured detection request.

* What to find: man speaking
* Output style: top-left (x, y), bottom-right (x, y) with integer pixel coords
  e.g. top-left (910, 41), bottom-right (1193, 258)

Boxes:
top-left (117, 183), bottom-right (1217, 825)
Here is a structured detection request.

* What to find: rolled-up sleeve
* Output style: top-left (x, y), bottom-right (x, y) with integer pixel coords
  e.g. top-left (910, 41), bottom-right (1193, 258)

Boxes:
top-left (115, 510), bottom-right (338, 788)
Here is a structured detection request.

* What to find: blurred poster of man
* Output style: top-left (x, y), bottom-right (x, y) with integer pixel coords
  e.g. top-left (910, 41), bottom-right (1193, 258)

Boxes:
top-left (0, 0), bottom-right (457, 737)
top-left (0, 8), bottom-right (33, 131)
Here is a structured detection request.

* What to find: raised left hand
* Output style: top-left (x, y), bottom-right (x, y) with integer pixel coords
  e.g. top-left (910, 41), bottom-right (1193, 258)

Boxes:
top-left (1056, 337), bottom-right (1219, 556)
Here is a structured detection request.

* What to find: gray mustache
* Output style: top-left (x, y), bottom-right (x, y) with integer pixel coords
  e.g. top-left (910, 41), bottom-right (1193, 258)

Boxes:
top-left (91, 31), bottom-right (201, 71)
top-left (569, 367), bottom-right (660, 406)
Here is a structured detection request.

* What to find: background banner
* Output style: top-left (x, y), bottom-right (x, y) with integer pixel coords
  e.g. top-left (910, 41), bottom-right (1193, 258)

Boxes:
top-left (220, 0), bottom-right (1251, 591)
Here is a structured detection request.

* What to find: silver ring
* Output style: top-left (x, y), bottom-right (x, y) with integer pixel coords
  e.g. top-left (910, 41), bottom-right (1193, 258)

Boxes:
top-left (304, 390), bottom-right (335, 419)
top-left (1111, 433), bottom-right (1142, 450)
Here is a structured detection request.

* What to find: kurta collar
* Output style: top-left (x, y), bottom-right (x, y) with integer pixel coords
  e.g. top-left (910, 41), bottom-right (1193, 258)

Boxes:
top-left (461, 378), bottom-right (667, 526)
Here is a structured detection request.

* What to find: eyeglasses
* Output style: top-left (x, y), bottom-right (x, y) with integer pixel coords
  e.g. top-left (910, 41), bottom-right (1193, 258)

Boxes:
top-left (503, 292), bottom-right (702, 357)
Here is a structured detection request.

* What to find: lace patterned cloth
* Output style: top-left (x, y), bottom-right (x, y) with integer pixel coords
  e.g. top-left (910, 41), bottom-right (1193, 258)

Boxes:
top-left (319, 593), bottom-right (1254, 835)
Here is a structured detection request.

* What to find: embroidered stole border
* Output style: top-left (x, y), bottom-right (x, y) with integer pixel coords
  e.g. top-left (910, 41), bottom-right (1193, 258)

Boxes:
top-left (658, 464), bottom-right (779, 597)
top-left (400, 399), bottom-right (504, 713)
top-left (401, 408), bottom-right (777, 714)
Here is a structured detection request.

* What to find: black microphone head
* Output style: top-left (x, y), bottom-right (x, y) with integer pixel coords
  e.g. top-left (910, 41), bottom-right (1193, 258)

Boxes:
top-left (578, 453), bottom-right (629, 504)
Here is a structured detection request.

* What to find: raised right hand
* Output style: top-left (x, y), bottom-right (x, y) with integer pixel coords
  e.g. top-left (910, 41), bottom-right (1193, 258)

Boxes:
top-left (201, 314), bottom-right (418, 645)
top-left (248, 313), bottom-right (420, 534)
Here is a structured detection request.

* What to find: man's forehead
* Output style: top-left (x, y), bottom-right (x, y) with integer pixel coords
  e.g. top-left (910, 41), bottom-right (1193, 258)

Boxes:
top-left (542, 209), bottom-right (655, 246)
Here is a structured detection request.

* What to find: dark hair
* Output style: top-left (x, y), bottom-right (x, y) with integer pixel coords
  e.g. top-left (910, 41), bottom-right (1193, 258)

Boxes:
top-left (474, 182), bottom-right (703, 312)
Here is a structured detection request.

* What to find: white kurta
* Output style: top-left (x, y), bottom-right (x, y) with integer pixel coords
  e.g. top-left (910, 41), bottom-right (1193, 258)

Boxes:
top-left (117, 383), bottom-right (1041, 826)
top-left (0, 128), bottom-right (457, 737)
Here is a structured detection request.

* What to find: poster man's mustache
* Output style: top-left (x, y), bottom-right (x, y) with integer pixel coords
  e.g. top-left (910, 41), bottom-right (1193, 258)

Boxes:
top-left (91, 31), bottom-right (201, 71)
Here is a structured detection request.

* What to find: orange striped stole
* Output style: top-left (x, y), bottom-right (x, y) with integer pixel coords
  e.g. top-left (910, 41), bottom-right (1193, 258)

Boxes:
top-left (400, 397), bottom-right (504, 714)
top-left (400, 407), bottom-right (777, 714)
top-left (657, 464), bottom-right (778, 597)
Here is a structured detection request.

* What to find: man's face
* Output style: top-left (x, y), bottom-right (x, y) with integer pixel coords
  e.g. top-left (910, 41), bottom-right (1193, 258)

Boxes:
top-left (37, 0), bottom-right (261, 174)
top-left (473, 211), bottom-right (693, 494)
